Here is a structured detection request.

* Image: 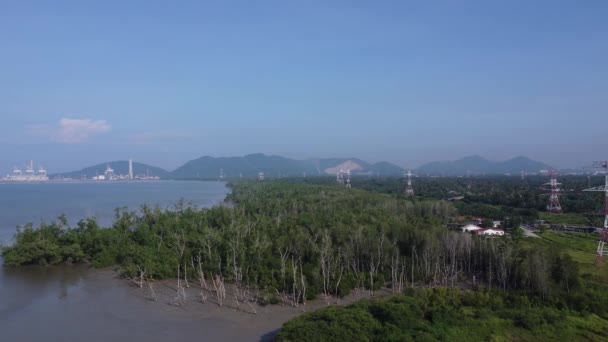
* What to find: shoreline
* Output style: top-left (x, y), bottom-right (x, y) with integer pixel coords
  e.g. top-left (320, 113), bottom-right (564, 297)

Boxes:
top-left (0, 179), bottom-right (169, 185)
top-left (97, 267), bottom-right (393, 341)
top-left (2, 263), bottom-right (395, 341)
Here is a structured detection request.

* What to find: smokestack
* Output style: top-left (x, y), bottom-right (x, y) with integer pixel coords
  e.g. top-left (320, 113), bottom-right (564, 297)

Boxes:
top-left (129, 158), bottom-right (133, 180)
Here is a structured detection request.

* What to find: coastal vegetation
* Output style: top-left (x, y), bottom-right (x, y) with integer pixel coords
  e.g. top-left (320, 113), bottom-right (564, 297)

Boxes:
top-left (2, 180), bottom-right (607, 339)
top-left (278, 289), bottom-right (608, 341)
top-left (286, 175), bottom-right (606, 227)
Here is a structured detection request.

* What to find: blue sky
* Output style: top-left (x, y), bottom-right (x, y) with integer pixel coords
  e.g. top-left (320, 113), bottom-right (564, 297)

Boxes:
top-left (1, 1), bottom-right (606, 173)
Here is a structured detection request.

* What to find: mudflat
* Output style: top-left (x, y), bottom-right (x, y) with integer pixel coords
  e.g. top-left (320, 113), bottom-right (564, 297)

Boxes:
top-left (0, 265), bottom-right (383, 342)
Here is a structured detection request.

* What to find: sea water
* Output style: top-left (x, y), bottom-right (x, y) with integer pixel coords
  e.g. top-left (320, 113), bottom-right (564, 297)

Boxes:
top-left (0, 180), bottom-right (229, 245)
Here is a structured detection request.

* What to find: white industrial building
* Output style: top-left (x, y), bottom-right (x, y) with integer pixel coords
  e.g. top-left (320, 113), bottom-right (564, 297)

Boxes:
top-left (461, 224), bottom-right (483, 233)
top-left (475, 228), bottom-right (505, 236)
top-left (460, 224), bottom-right (505, 236)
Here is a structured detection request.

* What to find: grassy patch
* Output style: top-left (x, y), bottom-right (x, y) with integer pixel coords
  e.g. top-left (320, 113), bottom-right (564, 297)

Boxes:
top-left (538, 212), bottom-right (591, 226)
top-left (534, 230), bottom-right (608, 283)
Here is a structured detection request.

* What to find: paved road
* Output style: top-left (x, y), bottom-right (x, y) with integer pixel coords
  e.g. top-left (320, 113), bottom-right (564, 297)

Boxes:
top-left (521, 226), bottom-right (539, 238)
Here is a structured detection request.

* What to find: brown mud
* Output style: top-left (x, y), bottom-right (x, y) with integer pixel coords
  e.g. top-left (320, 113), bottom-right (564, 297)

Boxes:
top-left (0, 264), bottom-right (390, 341)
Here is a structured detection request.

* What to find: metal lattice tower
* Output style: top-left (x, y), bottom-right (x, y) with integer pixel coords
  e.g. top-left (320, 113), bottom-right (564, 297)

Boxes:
top-left (219, 168), bottom-right (224, 180)
top-left (405, 170), bottom-right (414, 197)
top-left (345, 169), bottom-right (351, 188)
top-left (543, 170), bottom-right (563, 213)
top-left (583, 161), bottom-right (608, 260)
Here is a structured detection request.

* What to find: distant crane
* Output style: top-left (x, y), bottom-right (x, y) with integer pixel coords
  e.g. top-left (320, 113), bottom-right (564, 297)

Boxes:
top-left (583, 161), bottom-right (608, 262)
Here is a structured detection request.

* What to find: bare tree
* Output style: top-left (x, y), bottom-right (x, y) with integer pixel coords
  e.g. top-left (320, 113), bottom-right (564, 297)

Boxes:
top-left (291, 256), bottom-right (301, 307)
top-left (173, 264), bottom-right (187, 306)
top-left (411, 245), bottom-right (417, 288)
top-left (275, 288), bottom-right (288, 306)
top-left (147, 278), bottom-right (158, 302)
top-left (299, 256), bottom-right (307, 307)
top-left (313, 230), bottom-right (333, 304)
top-left (348, 226), bottom-right (365, 296)
top-left (399, 257), bottom-right (407, 293)
top-left (278, 246), bottom-right (290, 290)
top-left (183, 261), bottom-right (190, 288)
top-left (369, 231), bottom-right (385, 296)
top-left (496, 242), bottom-right (512, 292)
top-left (390, 256), bottom-right (399, 294)
top-left (196, 253), bottom-right (209, 290)
top-left (135, 265), bottom-right (145, 288)
top-left (172, 230), bottom-right (187, 260)
top-left (212, 274), bottom-right (226, 306)
top-left (333, 247), bottom-right (344, 304)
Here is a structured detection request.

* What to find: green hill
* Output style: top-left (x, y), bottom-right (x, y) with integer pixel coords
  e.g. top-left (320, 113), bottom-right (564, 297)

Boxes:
top-left (170, 154), bottom-right (404, 179)
top-left (417, 155), bottom-right (553, 175)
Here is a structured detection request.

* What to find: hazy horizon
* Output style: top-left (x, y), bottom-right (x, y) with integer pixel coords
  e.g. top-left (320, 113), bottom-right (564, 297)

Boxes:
top-left (0, 152), bottom-right (569, 175)
top-left (2, 1), bottom-right (606, 172)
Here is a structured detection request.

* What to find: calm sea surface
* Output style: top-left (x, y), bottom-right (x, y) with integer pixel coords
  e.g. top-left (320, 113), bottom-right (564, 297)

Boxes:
top-left (0, 181), bottom-right (276, 342)
top-left (0, 180), bottom-right (229, 245)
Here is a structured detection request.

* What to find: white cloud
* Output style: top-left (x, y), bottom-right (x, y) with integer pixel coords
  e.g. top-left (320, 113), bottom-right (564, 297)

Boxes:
top-left (30, 118), bottom-right (111, 144)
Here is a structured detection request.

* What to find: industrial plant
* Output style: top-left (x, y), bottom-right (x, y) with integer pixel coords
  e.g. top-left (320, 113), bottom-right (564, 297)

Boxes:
top-left (2, 160), bottom-right (49, 182)
top-left (1, 158), bottom-right (159, 182)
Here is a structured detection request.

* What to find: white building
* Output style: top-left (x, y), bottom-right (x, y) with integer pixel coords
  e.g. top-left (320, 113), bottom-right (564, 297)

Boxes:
top-left (475, 228), bottom-right (505, 236)
top-left (461, 224), bottom-right (483, 233)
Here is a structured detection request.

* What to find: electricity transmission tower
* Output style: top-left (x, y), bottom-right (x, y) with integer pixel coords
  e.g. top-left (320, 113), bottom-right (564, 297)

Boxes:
top-left (583, 161), bottom-right (608, 261)
top-left (542, 170), bottom-right (563, 213)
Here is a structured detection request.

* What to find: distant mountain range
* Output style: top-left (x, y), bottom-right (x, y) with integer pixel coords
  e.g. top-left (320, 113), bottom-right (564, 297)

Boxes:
top-left (171, 153), bottom-right (404, 178)
top-left (415, 156), bottom-right (553, 175)
top-left (51, 161), bottom-right (169, 179)
top-left (51, 154), bottom-right (404, 179)
top-left (52, 154), bottom-right (554, 179)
